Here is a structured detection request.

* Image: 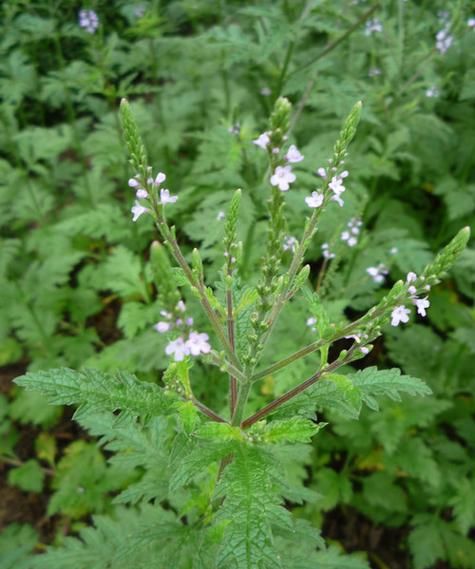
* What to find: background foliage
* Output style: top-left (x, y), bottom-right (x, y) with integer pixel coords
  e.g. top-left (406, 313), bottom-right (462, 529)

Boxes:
top-left (0, 1), bottom-right (474, 568)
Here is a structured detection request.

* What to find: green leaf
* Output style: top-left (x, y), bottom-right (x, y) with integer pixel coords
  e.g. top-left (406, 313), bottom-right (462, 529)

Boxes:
top-left (15, 367), bottom-right (175, 417)
top-left (214, 445), bottom-right (291, 569)
top-left (450, 478), bottom-right (475, 536)
top-left (350, 367), bottom-right (432, 411)
top-left (256, 417), bottom-right (325, 444)
top-left (0, 523), bottom-right (38, 569)
top-left (409, 518), bottom-right (445, 569)
top-left (7, 459), bottom-right (44, 493)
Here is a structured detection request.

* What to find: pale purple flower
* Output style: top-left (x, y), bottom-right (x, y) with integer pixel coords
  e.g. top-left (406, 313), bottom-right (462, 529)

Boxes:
top-left (165, 337), bottom-right (190, 361)
top-left (406, 272), bottom-right (417, 283)
top-left (345, 334), bottom-right (362, 343)
top-left (307, 317), bottom-right (317, 332)
top-left (270, 165), bottom-right (296, 192)
top-left (136, 188), bottom-right (148, 199)
top-left (186, 317), bottom-right (194, 326)
top-left (217, 210), bottom-right (226, 221)
top-left (391, 305), bottom-right (411, 327)
top-left (186, 332), bottom-right (211, 356)
top-left (128, 177), bottom-right (140, 188)
top-left (283, 235), bottom-right (298, 252)
top-left (131, 201), bottom-right (148, 222)
top-left (159, 188), bottom-right (178, 205)
top-left (253, 132), bottom-right (270, 149)
top-left (329, 172), bottom-right (348, 207)
top-left (317, 167), bottom-right (327, 178)
top-left (78, 9), bottom-right (99, 33)
top-left (285, 145), bottom-right (304, 163)
top-left (468, 17), bottom-right (475, 29)
top-left (360, 346), bottom-right (370, 355)
top-left (305, 191), bottom-right (324, 209)
top-left (154, 172), bottom-right (166, 186)
top-left (154, 321), bottom-right (171, 333)
top-left (414, 297), bottom-right (430, 317)
top-left (364, 18), bottom-right (383, 35)
top-left (341, 218), bottom-right (361, 246)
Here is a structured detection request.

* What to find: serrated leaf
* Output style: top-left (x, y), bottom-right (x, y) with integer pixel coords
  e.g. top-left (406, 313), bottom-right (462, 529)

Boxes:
top-left (350, 367), bottom-right (432, 411)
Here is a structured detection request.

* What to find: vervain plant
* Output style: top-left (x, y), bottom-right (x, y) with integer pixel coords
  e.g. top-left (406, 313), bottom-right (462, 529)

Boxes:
top-left (15, 96), bottom-right (470, 569)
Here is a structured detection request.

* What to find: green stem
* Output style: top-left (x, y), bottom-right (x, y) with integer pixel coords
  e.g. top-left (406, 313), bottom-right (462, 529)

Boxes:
top-left (231, 380), bottom-right (252, 426)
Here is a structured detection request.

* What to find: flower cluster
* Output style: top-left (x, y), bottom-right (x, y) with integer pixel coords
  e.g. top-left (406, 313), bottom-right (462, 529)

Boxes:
top-left (390, 272), bottom-right (431, 326)
top-left (129, 170), bottom-right (177, 222)
top-left (329, 170), bottom-right (349, 207)
top-left (78, 9), bottom-right (99, 33)
top-left (366, 264), bottom-right (388, 284)
top-left (364, 18), bottom-right (383, 36)
top-left (435, 27), bottom-right (453, 54)
top-left (341, 218), bottom-right (362, 247)
top-left (321, 242), bottom-right (335, 259)
top-left (345, 333), bottom-right (370, 355)
top-left (253, 131), bottom-right (304, 192)
top-left (154, 301), bottom-right (211, 361)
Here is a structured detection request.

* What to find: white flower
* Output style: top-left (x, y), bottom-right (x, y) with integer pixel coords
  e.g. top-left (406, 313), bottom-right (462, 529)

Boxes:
top-left (128, 177), bottom-right (140, 188)
top-left (136, 189), bottom-right (148, 199)
top-left (285, 145), bottom-right (304, 163)
top-left (390, 247), bottom-right (398, 255)
top-left (391, 305), bottom-right (411, 326)
top-left (217, 211), bottom-right (226, 221)
top-left (368, 67), bottom-right (382, 77)
top-left (186, 332), bottom-right (211, 356)
top-left (426, 86), bottom-right (440, 98)
top-left (341, 218), bottom-right (361, 246)
top-left (160, 310), bottom-right (172, 319)
top-left (260, 87), bottom-right (272, 96)
top-left (436, 28), bottom-right (453, 54)
top-left (270, 165), bottom-right (296, 192)
top-left (406, 272), bottom-right (417, 283)
top-left (176, 300), bottom-right (186, 312)
top-left (307, 317), bottom-right (317, 327)
top-left (364, 18), bottom-right (383, 35)
top-left (414, 297), bottom-right (430, 317)
top-left (347, 236), bottom-right (357, 247)
top-left (154, 321), bottom-right (171, 333)
top-left (366, 265), bottom-right (388, 284)
top-left (317, 167), bottom-right (327, 178)
top-left (345, 334), bottom-right (361, 343)
top-left (159, 188), bottom-right (178, 204)
top-left (78, 9), bottom-right (99, 33)
top-left (305, 191), bottom-right (324, 208)
top-left (321, 242), bottom-right (335, 259)
top-left (253, 132), bottom-right (270, 149)
top-left (131, 201), bottom-right (148, 222)
top-left (468, 17), bottom-right (475, 29)
top-left (165, 337), bottom-right (190, 361)
top-left (360, 346), bottom-right (370, 355)
top-left (283, 235), bottom-right (298, 252)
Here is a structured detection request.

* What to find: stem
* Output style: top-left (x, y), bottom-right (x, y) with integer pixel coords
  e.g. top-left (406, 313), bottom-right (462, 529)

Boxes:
top-left (226, 288), bottom-right (238, 414)
top-left (242, 351), bottom-right (354, 428)
top-left (289, 3), bottom-right (379, 133)
top-left (191, 397), bottom-right (227, 423)
top-left (231, 380), bottom-right (252, 426)
top-left (159, 221), bottom-right (241, 370)
top-left (275, 41), bottom-right (295, 97)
